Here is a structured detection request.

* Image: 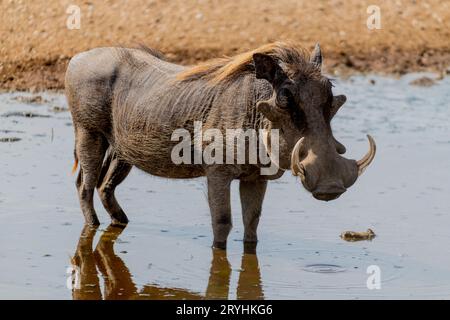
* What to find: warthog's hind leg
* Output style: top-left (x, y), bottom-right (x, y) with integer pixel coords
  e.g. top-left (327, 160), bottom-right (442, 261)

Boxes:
top-left (75, 128), bottom-right (108, 226)
top-left (239, 179), bottom-right (267, 253)
top-left (97, 152), bottom-right (132, 226)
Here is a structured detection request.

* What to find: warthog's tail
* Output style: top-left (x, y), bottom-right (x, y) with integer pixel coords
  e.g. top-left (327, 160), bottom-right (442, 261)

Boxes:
top-left (71, 141), bottom-right (113, 187)
top-left (71, 148), bottom-right (79, 175)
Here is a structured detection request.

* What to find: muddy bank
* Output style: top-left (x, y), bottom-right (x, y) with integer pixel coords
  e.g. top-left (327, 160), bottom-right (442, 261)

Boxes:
top-left (1, 0), bottom-right (450, 91)
top-left (3, 48), bottom-right (450, 92)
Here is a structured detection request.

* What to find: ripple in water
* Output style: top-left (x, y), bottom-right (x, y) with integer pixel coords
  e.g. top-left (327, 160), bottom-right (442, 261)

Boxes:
top-left (302, 264), bottom-right (346, 274)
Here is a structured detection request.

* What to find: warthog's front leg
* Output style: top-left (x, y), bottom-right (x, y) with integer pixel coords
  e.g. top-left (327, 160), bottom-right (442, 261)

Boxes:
top-left (207, 174), bottom-right (233, 250)
top-left (239, 179), bottom-right (267, 253)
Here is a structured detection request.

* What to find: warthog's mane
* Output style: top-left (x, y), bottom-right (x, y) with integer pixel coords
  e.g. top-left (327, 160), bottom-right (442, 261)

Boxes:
top-left (176, 41), bottom-right (318, 84)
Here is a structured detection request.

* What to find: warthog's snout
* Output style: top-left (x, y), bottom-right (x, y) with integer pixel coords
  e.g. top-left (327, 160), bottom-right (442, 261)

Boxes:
top-left (312, 184), bottom-right (347, 201)
top-left (291, 135), bottom-right (376, 201)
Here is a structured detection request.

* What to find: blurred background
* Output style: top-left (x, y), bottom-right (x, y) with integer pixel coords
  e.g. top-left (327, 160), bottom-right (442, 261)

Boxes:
top-left (1, 0), bottom-right (449, 90)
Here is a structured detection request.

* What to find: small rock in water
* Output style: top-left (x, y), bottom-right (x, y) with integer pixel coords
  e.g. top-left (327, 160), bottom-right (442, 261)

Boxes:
top-left (12, 95), bottom-right (48, 104)
top-left (409, 76), bottom-right (436, 87)
top-left (0, 129), bottom-right (25, 134)
top-left (340, 228), bottom-right (376, 242)
top-left (2, 111), bottom-right (51, 118)
top-left (49, 105), bottom-right (68, 113)
top-left (0, 137), bottom-right (21, 142)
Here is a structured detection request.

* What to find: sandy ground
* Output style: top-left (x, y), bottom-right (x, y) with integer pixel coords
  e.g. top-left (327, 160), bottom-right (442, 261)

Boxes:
top-left (0, 0), bottom-right (449, 91)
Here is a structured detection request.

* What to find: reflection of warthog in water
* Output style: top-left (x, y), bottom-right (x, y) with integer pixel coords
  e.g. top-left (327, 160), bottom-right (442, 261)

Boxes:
top-left (71, 225), bottom-right (263, 300)
top-left (66, 42), bottom-right (376, 250)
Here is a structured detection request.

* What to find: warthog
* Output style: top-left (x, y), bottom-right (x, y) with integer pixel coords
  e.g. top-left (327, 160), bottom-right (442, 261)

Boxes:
top-left (66, 42), bottom-right (376, 251)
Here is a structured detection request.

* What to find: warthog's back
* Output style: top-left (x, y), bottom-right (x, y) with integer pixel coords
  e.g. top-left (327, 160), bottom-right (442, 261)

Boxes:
top-left (65, 47), bottom-right (183, 132)
top-left (66, 47), bottom-right (209, 178)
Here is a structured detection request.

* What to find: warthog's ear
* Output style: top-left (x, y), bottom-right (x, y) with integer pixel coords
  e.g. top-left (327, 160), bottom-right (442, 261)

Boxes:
top-left (310, 43), bottom-right (322, 69)
top-left (253, 53), bottom-right (286, 88)
top-left (331, 95), bottom-right (347, 118)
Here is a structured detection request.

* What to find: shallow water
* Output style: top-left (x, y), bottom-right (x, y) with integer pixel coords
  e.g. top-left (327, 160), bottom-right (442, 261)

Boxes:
top-left (0, 74), bottom-right (449, 299)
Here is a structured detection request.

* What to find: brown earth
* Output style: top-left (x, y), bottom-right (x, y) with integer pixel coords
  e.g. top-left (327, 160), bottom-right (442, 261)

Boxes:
top-left (1, 0), bottom-right (449, 91)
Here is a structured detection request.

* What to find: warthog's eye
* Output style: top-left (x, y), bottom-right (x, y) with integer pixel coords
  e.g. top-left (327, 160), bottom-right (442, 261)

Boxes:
top-left (276, 87), bottom-right (295, 109)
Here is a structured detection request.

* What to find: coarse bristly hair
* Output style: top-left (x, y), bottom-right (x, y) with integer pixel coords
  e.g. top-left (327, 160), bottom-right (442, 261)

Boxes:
top-left (113, 44), bottom-right (166, 71)
top-left (176, 41), bottom-right (319, 84)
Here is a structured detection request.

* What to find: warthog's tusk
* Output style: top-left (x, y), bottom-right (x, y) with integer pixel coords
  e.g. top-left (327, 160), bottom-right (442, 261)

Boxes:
top-left (356, 135), bottom-right (376, 176)
top-left (291, 137), bottom-right (305, 178)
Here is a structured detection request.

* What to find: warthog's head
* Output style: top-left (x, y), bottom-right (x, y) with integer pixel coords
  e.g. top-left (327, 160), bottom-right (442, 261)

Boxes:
top-left (253, 44), bottom-right (376, 201)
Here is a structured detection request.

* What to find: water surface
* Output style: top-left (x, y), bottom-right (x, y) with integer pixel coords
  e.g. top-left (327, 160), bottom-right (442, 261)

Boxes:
top-left (0, 74), bottom-right (449, 299)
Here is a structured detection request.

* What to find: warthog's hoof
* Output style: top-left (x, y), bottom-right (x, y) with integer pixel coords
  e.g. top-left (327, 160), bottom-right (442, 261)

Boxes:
top-left (110, 219), bottom-right (128, 228)
top-left (212, 241), bottom-right (227, 250)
